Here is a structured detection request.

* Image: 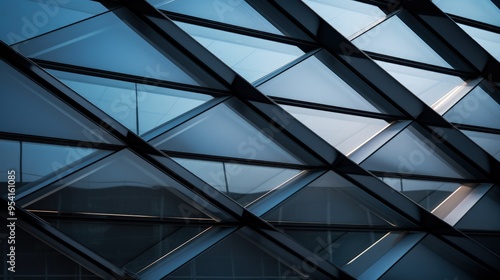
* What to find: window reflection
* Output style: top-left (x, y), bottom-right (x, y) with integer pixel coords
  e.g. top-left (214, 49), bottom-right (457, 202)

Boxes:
top-left (433, 0), bottom-right (500, 27)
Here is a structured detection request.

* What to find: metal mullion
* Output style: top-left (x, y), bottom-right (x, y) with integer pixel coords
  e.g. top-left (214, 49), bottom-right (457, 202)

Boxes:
top-left (452, 123), bottom-right (500, 135)
top-left (448, 15), bottom-right (500, 34)
top-left (369, 171), bottom-right (483, 184)
top-left (0, 132), bottom-right (121, 151)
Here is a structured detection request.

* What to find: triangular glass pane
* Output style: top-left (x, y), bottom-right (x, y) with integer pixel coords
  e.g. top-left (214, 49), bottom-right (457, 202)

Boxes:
top-left (152, 101), bottom-right (306, 165)
top-left (434, 0), bottom-right (500, 27)
top-left (259, 55), bottom-right (380, 112)
top-left (375, 60), bottom-right (466, 106)
top-left (380, 177), bottom-right (462, 211)
top-left (361, 126), bottom-right (474, 179)
top-left (352, 16), bottom-right (451, 68)
top-left (283, 229), bottom-right (388, 267)
top-left (303, 0), bottom-right (386, 38)
top-left (43, 218), bottom-right (209, 273)
top-left (48, 70), bottom-right (214, 135)
top-left (0, 218), bottom-right (100, 278)
top-left (461, 130), bottom-right (500, 161)
top-left (149, 0), bottom-right (283, 35)
top-left (264, 171), bottom-right (408, 227)
top-left (173, 157), bottom-right (303, 206)
top-left (458, 23), bottom-right (500, 61)
top-left (13, 10), bottom-right (209, 86)
top-left (0, 60), bottom-right (121, 144)
top-left (21, 142), bottom-right (98, 186)
top-left (27, 150), bottom-right (214, 220)
top-left (175, 21), bottom-right (304, 83)
top-left (167, 231), bottom-right (306, 279)
top-left (456, 186), bottom-right (500, 231)
top-left (0, 0), bottom-right (111, 45)
top-left (280, 105), bottom-right (389, 155)
top-left (444, 86), bottom-right (500, 130)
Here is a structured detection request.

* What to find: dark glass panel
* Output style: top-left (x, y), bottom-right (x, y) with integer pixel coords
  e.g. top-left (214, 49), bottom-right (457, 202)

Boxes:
top-left (0, 140), bottom-right (20, 196)
top-left (456, 186), bottom-right (500, 231)
top-left (462, 130), bottom-right (500, 161)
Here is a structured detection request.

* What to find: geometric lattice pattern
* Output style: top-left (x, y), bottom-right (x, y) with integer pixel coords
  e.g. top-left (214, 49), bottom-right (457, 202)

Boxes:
top-left (1, 0), bottom-right (500, 279)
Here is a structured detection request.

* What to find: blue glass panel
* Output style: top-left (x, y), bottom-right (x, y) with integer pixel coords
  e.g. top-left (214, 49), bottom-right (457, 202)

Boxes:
top-left (153, 102), bottom-right (304, 164)
top-left (137, 84), bottom-right (213, 135)
top-left (361, 126), bottom-right (474, 179)
top-left (375, 60), bottom-right (465, 106)
top-left (264, 171), bottom-right (404, 226)
top-left (0, 60), bottom-right (121, 144)
top-left (281, 105), bottom-right (389, 155)
top-left (381, 178), bottom-right (461, 211)
top-left (456, 186), bottom-right (500, 231)
top-left (0, 140), bottom-right (20, 196)
top-left (22, 142), bottom-right (97, 185)
top-left (28, 150), bottom-right (213, 220)
top-left (458, 23), bottom-right (500, 61)
top-left (303, 0), bottom-right (386, 38)
top-left (444, 86), bottom-right (500, 130)
top-left (0, 0), bottom-right (109, 45)
top-left (175, 21), bottom-right (304, 82)
top-left (259, 55), bottom-right (380, 112)
top-left (174, 158), bottom-right (302, 206)
top-left (14, 10), bottom-right (208, 86)
top-left (352, 15), bottom-right (452, 67)
top-left (462, 130), bottom-right (500, 161)
top-left (434, 0), bottom-right (500, 27)
top-left (150, 0), bottom-right (282, 35)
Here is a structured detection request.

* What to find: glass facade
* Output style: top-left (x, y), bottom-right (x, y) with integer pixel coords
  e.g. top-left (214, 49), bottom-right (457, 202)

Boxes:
top-left (1, 0), bottom-right (499, 279)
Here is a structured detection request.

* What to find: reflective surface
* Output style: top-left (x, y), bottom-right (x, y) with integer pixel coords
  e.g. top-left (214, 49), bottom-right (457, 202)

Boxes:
top-left (462, 130), bottom-right (500, 161)
top-left (434, 0), bottom-right (500, 27)
top-left (458, 23), bottom-right (500, 61)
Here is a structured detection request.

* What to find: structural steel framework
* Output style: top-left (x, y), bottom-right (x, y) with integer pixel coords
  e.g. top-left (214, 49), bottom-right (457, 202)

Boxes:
top-left (1, 0), bottom-right (500, 279)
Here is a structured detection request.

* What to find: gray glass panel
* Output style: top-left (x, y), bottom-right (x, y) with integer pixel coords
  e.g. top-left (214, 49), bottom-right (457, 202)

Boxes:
top-left (281, 105), bottom-right (389, 155)
top-left (0, 60), bottom-right (121, 144)
top-left (444, 86), bottom-right (500, 130)
top-left (28, 150), bottom-right (213, 220)
top-left (174, 157), bottom-right (302, 206)
top-left (434, 0), bottom-right (500, 27)
top-left (175, 21), bottom-right (304, 82)
top-left (167, 231), bottom-right (305, 279)
top-left (259, 55), bottom-right (379, 112)
top-left (458, 23), bottom-right (500, 61)
top-left (14, 10), bottom-right (205, 86)
top-left (456, 186), bottom-right (500, 231)
top-left (353, 16), bottom-right (451, 67)
top-left (381, 178), bottom-right (460, 211)
top-left (375, 60), bottom-right (465, 106)
top-left (361, 127), bottom-right (474, 179)
top-left (150, 0), bottom-right (282, 35)
top-left (153, 103), bottom-right (303, 164)
top-left (0, 0), bottom-right (108, 45)
top-left (462, 130), bottom-right (500, 161)
top-left (264, 171), bottom-right (404, 226)
top-left (303, 0), bottom-right (386, 38)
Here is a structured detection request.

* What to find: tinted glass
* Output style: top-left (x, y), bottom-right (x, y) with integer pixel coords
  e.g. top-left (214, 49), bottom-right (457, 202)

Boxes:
top-left (458, 23), bottom-right (500, 61)
top-left (456, 186), bottom-right (500, 231)
top-left (462, 130), bottom-right (500, 161)
top-left (434, 0), bottom-right (500, 27)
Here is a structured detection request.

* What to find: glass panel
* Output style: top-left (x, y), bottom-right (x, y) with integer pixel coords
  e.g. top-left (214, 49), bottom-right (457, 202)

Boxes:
top-left (458, 23), bottom-right (500, 61)
top-left (456, 186), bottom-right (500, 231)
top-left (167, 231), bottom-right (306, 279)
top-left (444, 86), bottom-right (500, 130)
top-left (466, 234), bottom-right (500, 257)
top-left (259, 54), bottom-right (380, 112)
top-left (433, 0), bottom-right (500, 27)
top-left (14, 9), bottom-right (210, 86)
top-left (0, 140), bottom-right (20, 197)
top-left (174, 157), bottom-right (302, 206)
top-left (283, 229), bottom-right (388, 267)
top-left (45, 219), bottom-right (208, 273)
top-left (175, 21), bottom-right (304, 82)
top-left (0, 218), bottom-right (100, 278)
top-left (21, 142), bottom-right (97, 186)
top-left (0, 60), bottom-right (121, 144)
top-left (380, 177), bottom-right (461, 211)
top-left (27, 150), bottom-right (214, 220)
top-left (381, 235), bottom-right (497, 279)
top-left (280, 105), bottom-right (389, 155)
top-left (150, 0), bottom-right (283, 35)
top-left (264, 171), bottom-right (408, 226)
top-left (152, 102), bottom-right (305, 164)
top-left (0, 0), bottom-right (109, 45)
top-left (303, 0), bottom-right (386, 38)
top-left (461, 130), bottom-right (500, 161)
top-left (375, 60), bottom-right (466, 106)
top-left (352, 15), bottom-right (452, 68)
top-left (137, 84), bottom-right (213, 135)
top-left (361, 126), bottom-right (475, 179)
